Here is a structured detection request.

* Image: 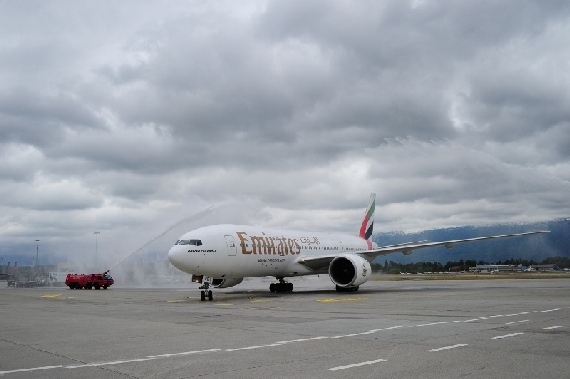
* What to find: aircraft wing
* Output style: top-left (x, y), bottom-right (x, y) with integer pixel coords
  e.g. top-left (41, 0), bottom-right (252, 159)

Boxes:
top-left (296, 231), bottom-right (549, 272)
top-left (360, 230), bottom-right (550, 260)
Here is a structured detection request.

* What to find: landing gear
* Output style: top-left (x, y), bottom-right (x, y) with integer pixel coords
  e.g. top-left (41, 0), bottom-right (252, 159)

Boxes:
top-left (199, 279), bottom-right (213, 301)
top-left (269, 277), bottom-right (293, 293)
top-left (335, 285), bottom-right (359, 292)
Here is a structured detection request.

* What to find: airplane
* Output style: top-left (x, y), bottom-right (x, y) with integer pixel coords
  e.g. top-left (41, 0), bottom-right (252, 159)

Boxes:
top-left (167, 193), bottom-right (549, 301)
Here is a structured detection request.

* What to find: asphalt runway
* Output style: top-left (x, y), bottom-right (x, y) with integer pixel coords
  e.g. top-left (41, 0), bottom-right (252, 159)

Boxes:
top-left (1, 277), bottom-right (569, 378)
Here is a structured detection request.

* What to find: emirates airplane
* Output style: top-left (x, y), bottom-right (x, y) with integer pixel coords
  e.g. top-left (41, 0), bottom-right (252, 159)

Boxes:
top-left (168, 194), bottom-right (547, 301)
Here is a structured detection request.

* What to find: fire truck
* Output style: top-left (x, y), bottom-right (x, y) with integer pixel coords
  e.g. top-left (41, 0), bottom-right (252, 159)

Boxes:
top-left (65, 272), bottom-right (114, 289)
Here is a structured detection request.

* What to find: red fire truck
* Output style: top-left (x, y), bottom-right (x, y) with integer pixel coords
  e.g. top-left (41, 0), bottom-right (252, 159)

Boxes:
top-left (65, 272), bottom-right (114, 289)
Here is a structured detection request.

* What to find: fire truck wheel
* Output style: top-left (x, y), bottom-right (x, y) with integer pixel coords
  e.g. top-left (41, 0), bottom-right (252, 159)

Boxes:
top-left (103, 286), bottom-right (107, 289)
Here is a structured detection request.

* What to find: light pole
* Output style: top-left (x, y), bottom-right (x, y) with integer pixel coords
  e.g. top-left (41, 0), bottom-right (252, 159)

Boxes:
top-left (94, 232), bottom-right (100, 269)
top-left (35, 239), bottom-right (40, 278)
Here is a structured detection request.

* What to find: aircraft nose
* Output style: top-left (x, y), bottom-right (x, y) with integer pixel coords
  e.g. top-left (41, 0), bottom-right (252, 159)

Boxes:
top-left (167, 246), bottom-right (184, 268)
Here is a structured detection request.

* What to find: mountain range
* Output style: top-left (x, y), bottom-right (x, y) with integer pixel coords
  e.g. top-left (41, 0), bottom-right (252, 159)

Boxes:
top-left (372, 218), bottom-right (569, 264)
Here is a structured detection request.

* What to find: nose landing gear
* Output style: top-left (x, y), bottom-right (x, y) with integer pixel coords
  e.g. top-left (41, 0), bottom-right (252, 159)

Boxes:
top-left (199, 278), bottom-right (213, 301)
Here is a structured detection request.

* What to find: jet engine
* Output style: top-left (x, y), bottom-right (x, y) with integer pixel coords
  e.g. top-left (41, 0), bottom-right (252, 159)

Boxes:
top-left (212, 277), bottom-right (244, 288)
top-left (329, 254), bottom-right (371, 289)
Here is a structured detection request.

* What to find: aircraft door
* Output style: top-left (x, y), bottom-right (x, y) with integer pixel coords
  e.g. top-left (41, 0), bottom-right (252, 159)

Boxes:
top-left (225, 235), bottom-right (237, 256)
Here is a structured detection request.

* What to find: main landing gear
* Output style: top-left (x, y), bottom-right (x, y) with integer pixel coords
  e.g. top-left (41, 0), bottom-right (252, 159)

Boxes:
top-left (269, 277), bottom-right (293, 293)
top-left (335, 285), bottom-right (359, 292)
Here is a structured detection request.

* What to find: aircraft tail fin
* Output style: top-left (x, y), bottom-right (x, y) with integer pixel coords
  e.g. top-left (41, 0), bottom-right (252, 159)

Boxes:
top-left (359, 193), bottom-right (376, 247)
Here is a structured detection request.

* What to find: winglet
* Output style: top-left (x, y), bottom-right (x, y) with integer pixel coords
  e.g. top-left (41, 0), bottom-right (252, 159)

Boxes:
top-left (359, 193), bottom-right (376, 248)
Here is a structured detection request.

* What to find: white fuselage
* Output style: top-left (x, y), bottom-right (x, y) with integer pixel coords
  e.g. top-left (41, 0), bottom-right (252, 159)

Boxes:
top-left (167, 224), bottom-right (372, 278)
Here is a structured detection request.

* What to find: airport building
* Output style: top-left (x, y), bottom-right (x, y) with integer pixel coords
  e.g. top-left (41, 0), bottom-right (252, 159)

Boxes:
top-left (469, 264), bottom-right (523, 273)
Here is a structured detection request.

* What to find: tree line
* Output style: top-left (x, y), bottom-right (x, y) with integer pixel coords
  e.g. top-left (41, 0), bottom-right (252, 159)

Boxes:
top-left (372, 256), bottom-right (570, 274)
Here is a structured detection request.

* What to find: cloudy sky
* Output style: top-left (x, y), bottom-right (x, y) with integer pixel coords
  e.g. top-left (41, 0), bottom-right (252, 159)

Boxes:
top-left (1, 0), bottom-right (569, 266)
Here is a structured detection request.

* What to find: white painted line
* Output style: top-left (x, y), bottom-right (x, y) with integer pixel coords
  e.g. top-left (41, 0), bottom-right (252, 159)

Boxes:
top-left (492, 333), bottom-right (524, 340)
top-left (464, 318), bottom-right (479, 323)
top-left (489, 315), bottom-right (504, 318)
top-left (67, 358), bottom-right (158, 369)
top-left (416, 322), bottom-right (448, 327)
top-left (505, 320), bottom-right (529, 325)
top-left (0, 366), bottom-right (64, 375)
top-left (329, 358), bottom-right (387, 371)
top-left (385, 325), bottom-right (404, 330)
top-left (429, 344), bottom-right (468, 352)
top-left (148, 348), bottom-right (222, 358)
top-left (225, 345), bottom-right (265, 351)
top-left (543, 326), bottom-right (563, 330)
top-left (276, 338), bottom-right (311, 344)
top-left (541, 308), bottom-right (561, 313)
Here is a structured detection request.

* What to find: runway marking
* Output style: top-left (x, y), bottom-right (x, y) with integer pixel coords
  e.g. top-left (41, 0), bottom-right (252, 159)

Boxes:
top-left (541, 308), bottom-right (561, 313)
top-left (316, 297), bottom-right (367, 303)
top-left (226, 345), bottom-right (266, 351)
top-left (416, 322), bottom-right (448, 327)
top-left (147, 349), bottom-right (222, 358)
top-left (505, 320), bottom-right (529, 325)
top-left (0, 365), bottom-right (64, 375)
top-left (166, 300), bottom-right (186, 303)
top-left (41, 294), bottom-right (62, 298)
top-left (329, 358), bottom-right (387, 371)
top-left (492, 333), bottom-right (524, 340)
top-left (0, 349), bottom-right (220, 375)
top-left (429, 344), bottom-right (468, 352)
top-left (1, 305), bottom-right (563, 376)
top-left (331, 333), bottom-right (361, 339)
top-left (250, 299), bottom-right (272, 303)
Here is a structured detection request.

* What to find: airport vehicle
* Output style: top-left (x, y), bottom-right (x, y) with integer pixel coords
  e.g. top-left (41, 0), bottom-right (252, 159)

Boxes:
top-left (168, 193), bottom-right (548, 301)
top-left (65, 273), bottom-right (114, 289)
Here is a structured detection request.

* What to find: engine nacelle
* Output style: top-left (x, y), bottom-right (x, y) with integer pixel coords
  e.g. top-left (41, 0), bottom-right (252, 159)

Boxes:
top-left (212, 277), bottom-right (244, 288)
top-left (329, 254), bottom-right (371, 288)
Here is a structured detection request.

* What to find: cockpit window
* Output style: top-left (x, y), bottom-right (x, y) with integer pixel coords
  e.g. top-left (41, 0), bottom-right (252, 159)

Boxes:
top-left (176, 239), bottom-right (202, 246)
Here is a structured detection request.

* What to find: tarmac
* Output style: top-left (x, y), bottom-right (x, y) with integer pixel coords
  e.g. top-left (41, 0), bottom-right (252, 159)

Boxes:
top-left (1, 276), bottom-right (569, 378)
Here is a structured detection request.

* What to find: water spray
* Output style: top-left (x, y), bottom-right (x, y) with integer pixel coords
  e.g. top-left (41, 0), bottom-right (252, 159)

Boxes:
top-left (105, 205), bottom-right (215, 273)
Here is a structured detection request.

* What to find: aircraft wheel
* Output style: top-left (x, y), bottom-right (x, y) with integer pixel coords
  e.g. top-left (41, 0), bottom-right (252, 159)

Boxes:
top-left (208, 290), bottom-right (213, 301)
top-left (269, 283), bottom-right (275, 292)
top-left (201, 291), bottom-right (206, 301)
top-left (287, 283), bottom-right (293, 292)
